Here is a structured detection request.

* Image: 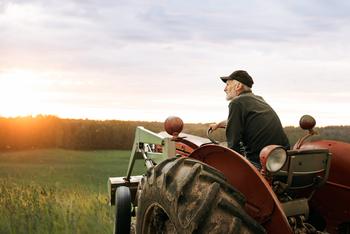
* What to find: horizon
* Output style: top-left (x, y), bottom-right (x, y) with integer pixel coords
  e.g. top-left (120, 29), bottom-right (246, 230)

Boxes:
top-left (1, 113), bottom-right (349, 128)
top-left (1, 1), bottom-right (350, 127)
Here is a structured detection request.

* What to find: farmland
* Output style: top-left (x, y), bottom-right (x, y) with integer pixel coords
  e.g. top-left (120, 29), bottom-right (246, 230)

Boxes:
top-left (0, 149), bottom-right (145, 234)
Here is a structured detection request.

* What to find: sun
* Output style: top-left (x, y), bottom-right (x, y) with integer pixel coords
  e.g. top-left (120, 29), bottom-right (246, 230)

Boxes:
top-left (0, 69), bottom-right (49, 117)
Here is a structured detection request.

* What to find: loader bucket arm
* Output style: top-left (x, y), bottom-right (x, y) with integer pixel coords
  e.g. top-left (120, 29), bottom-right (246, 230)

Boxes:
top-left (126, 126), bottom-right (176, 180)
top-left (109, 127), bottom-right (204, 206)
top-left (109, 127), bottom-right (176, 206)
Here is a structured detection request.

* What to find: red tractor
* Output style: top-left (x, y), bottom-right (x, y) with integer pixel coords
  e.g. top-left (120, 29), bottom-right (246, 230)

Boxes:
top-left (108, 115), bottom-right (350, 233)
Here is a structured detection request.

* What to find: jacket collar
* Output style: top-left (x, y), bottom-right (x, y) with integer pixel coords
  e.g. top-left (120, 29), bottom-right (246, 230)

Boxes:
top-left (239, 90), bottom-right (252, 96)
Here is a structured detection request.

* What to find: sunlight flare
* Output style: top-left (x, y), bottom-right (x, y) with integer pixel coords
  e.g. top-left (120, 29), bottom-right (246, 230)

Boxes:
top-left (0, 69), bottom-right (50, 116)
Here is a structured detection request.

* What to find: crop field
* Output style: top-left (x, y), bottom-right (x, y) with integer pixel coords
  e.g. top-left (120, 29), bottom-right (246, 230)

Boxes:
top-left (0, 149), bottom-right (145, 234)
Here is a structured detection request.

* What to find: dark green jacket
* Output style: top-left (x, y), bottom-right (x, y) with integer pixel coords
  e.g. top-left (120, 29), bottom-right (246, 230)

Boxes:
top-left (226, 91), bottom-right (290, 166)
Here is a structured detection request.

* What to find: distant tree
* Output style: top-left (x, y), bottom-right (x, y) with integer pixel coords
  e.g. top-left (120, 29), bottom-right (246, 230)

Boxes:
top-left (0, 116), bottom-right (349, 151)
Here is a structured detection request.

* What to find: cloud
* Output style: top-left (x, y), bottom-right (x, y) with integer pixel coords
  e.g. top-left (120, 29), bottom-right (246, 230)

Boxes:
top-left (3, 0), bottom-right (350, 54)
top-left (3, 0), bottom-right (349, 47)
top-left (1, 0), bottom-right (350, 124)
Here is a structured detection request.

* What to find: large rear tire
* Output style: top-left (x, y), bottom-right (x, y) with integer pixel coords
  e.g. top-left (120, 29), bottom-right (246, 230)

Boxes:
top-left (136, 157), bottom-right (265, 234)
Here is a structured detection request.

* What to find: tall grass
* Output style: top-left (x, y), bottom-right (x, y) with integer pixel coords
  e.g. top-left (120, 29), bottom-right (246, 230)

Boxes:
top-left (0, 179), bottom-right (114, 234)
top-left (0, 149), bottom-right (145, 234)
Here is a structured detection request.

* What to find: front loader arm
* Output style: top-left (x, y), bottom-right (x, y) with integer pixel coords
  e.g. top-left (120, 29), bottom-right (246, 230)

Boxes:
top-left (126, 126), bottom-right (176, 180)
top-left (109, 126), bottom-right (176, 205)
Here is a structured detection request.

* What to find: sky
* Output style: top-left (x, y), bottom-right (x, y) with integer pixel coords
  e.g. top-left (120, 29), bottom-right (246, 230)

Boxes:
top-left (1, 0), bottom-right (350, 126)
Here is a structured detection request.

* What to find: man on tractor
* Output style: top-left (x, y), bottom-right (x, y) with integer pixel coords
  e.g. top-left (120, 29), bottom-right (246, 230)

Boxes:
top-left (209, 70), bottom-right (290, 169)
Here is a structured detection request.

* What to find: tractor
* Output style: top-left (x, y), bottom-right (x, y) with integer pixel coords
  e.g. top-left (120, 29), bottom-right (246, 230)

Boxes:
top-left (108, 115), bottom-right (350, 233)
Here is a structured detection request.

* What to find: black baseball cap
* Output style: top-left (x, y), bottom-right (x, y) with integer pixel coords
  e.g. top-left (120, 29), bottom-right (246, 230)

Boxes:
top-left (220, 70), bottom-right (254, 88)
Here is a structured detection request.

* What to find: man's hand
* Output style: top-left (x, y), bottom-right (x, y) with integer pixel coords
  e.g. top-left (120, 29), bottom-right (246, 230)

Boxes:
top-left (209, 123), bottom-right (220, 131)
top-left (209, 120), bottom-right (227, 132)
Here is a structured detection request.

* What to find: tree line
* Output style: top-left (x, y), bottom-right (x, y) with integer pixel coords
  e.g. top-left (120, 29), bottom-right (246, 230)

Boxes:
top-left (0, 115), bottom-right (349, 151)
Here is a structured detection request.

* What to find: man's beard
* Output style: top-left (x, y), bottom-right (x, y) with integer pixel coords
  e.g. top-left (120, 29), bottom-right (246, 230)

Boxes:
top-left (226, 90), bottom-right (237, 101)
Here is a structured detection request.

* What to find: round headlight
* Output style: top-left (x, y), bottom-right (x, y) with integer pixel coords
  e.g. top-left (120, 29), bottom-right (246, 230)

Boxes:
top-left (266, 147), bottom-right (287, 172)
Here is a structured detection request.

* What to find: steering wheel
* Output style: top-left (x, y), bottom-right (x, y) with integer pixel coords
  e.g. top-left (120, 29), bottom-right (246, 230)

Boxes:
top-left (207, 128), bottom-right (220, 144)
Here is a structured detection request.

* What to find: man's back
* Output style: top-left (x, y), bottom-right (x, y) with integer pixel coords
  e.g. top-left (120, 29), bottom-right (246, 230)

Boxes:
top-left (226, 91), bottom-right (290, 165)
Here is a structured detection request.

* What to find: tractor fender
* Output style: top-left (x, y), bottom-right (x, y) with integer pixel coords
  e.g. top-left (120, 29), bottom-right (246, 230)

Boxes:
top-left (189, 144), bottom-right (292, 234)
top-left (301, 140), bottom-right (350, 233)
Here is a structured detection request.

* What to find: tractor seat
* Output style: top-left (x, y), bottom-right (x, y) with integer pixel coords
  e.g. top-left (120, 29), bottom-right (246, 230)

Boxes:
top-left (275, 148), bottom-right (331, 190)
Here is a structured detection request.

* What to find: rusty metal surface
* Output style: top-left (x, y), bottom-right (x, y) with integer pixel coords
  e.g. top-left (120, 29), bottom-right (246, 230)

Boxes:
top-left (189, 144), bottom-right (292, 234)
top-left (175, 139), bottom-right (198, 156)
top-left (301, 140), bottom-right (350, 233)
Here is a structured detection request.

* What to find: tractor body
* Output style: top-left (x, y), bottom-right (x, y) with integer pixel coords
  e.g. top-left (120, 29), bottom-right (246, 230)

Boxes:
top-left (301, 140), bottom-right (350, 233)
top-left (108, 117), bottom-right (350, 233)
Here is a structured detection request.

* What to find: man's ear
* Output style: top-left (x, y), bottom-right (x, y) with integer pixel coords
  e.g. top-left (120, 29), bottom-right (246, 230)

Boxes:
top-left (234, 82), bottom-right (243, 90)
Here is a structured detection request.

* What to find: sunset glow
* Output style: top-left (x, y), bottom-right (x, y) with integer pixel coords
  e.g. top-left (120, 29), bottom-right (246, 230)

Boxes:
top-left (1, 1), bottom-right (350, 126)
top-left (0, 70), bottom-right (45, 116)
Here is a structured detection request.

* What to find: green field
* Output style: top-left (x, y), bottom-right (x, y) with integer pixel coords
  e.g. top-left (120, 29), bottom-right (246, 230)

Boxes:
top-left (0, 149), bottom-right (146, 234)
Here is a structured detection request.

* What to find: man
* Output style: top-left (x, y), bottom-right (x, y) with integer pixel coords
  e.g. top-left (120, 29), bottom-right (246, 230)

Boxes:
top-left (210, 70), bottom-right (290, 169)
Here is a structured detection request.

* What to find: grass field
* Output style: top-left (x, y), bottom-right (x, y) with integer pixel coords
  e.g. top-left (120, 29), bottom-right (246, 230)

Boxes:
top-left (0, 149), bottom-right (145, 234)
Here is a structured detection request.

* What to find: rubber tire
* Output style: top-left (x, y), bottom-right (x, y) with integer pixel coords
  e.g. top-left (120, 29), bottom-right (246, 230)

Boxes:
top-left (136, 157), bottom-right (266, 234)
top-left (114, 186), bottom-right (131, 234)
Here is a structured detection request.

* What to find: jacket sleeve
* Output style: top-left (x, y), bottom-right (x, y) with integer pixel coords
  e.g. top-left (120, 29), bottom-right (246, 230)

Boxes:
top-left (226, 101), bottom-right (244, 153)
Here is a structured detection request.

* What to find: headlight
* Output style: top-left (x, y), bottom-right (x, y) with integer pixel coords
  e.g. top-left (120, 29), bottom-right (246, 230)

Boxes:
top-left (260, 145), bottom-right (287, 173)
